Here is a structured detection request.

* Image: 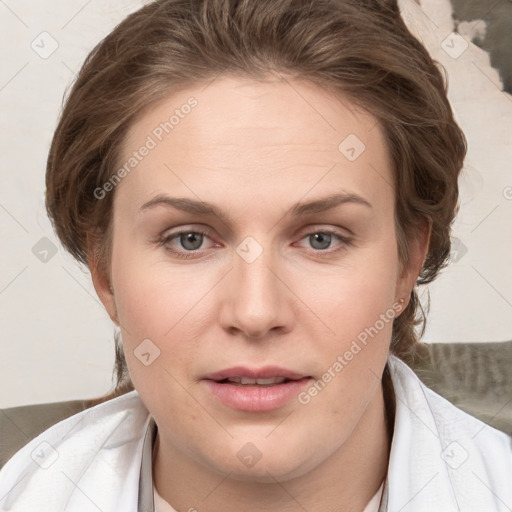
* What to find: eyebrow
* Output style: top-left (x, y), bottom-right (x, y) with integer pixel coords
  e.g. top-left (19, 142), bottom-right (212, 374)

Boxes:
top-left (138, 192), bottom-right (372, 220)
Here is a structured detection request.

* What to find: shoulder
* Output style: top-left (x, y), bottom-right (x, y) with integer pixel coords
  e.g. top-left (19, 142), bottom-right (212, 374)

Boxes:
top-left (0, 390), bottom-right (151, 511)
top-left (386, 355), bottom-right (512, 512)
top-left (388, 354), bottom-right (511, 446)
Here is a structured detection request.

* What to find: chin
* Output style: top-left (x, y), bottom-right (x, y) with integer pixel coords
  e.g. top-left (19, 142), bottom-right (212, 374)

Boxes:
top-left (200, 442), bottom-right (319, 484)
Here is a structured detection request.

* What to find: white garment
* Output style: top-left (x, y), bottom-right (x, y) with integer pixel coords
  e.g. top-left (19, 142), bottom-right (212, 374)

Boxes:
top-left (363, 481), bottom-right (384, 512)
top-left (153, 485), bottom-right (178, 512)
top-left (0, 356), bottom-right (510, 511)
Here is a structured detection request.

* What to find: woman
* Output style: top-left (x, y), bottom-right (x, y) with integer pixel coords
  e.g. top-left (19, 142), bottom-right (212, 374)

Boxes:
top-left (0, 0), bottom-right (510, 510)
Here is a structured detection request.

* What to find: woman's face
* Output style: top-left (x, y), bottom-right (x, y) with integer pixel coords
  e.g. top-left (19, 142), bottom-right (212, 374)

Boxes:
top-left (95, 75), bottom-right (421, 483)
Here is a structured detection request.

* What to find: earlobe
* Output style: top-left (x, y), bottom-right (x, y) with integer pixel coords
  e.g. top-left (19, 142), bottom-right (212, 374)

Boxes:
top-left (396, 218), bottom-right (431, 306)
top-left (91, 262), bottom-right (120, 326)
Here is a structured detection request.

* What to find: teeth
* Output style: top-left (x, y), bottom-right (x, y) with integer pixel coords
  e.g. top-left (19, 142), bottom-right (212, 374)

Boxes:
top-left (255, 377), bottom-right (286, 385)
top-left (226, 377), bottom-right (287, 385)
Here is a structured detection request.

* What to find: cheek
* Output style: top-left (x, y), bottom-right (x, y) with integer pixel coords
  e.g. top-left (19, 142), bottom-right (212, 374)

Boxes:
top-left (297, 268), bottom-right (397, 438)
top-left (111, 238), bottom-right (206, 338)
top-left (112, 262), bottom-right (204, 426)
top-left (109, 244), bottom-right (191, 385)
top-left (300, 242), bottom-right (400, 345)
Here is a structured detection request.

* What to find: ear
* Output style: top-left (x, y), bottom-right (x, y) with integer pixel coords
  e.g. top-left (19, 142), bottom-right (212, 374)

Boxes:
top-left (395, 218), bottom-right (431, 307)
top-left (87, 231), bottom-right (120, 326)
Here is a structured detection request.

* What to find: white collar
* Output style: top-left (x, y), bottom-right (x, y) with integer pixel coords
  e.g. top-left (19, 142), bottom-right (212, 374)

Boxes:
top-left (385, 356), bottom-right (512, 511)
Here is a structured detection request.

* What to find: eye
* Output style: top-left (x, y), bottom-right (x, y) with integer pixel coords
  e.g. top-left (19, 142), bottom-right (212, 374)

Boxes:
top-left (156, 227), bottom-right (352, 260)
top-left (296, 229), bottom-right (352, 254)
top-left (176, 231), bottom-right (206, 251)
top-left (157, 229), bottom-right (216, 259)
top-left (308, 232), bottom-right (333, 250)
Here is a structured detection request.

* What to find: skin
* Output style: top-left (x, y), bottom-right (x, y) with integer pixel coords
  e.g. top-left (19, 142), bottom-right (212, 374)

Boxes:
top-left (91, 75), bottom-right (429, 511)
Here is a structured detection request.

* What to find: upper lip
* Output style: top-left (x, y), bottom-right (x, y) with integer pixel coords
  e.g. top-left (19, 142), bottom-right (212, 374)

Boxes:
top-left (203, 366), bottom-right (309, 381)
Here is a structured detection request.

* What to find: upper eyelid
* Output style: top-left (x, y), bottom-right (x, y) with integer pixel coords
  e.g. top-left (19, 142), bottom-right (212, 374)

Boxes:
top-left (162, 224), bottom-right (351, 238)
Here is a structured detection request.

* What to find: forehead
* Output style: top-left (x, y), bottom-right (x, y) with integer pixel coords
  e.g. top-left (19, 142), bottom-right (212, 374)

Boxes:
top-left (115, 75), bottom-right (393, 214)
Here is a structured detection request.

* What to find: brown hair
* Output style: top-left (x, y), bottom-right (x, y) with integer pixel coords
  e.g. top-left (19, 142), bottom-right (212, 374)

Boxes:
top-left (45, 0), bottom-right (466, 399)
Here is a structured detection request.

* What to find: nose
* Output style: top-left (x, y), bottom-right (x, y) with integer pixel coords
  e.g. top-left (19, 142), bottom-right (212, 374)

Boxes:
top-left (217, 245), bottom-right (294, 340)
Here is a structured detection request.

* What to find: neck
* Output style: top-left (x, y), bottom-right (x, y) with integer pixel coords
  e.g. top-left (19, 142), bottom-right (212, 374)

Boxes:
top-left (153, 381), bottom-right (391, 512)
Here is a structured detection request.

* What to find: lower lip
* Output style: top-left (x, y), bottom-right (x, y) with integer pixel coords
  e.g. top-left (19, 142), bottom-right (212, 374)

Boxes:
top-left (203, 378), bottom-right (311, 412)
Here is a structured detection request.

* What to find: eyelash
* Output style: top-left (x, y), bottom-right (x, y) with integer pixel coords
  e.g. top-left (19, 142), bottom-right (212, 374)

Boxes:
top-left (156, 228), bottom-right (353, 260)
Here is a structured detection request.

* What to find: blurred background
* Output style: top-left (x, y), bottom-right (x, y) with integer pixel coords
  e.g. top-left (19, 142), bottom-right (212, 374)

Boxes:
top-left (0, 0), bottom-right (511, 409)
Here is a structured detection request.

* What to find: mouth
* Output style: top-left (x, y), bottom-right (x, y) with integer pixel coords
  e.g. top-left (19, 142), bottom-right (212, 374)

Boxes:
top-left (202, 366), bottom-right (312, 412)
top-left (215, 376), bottom-right (299, 387)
